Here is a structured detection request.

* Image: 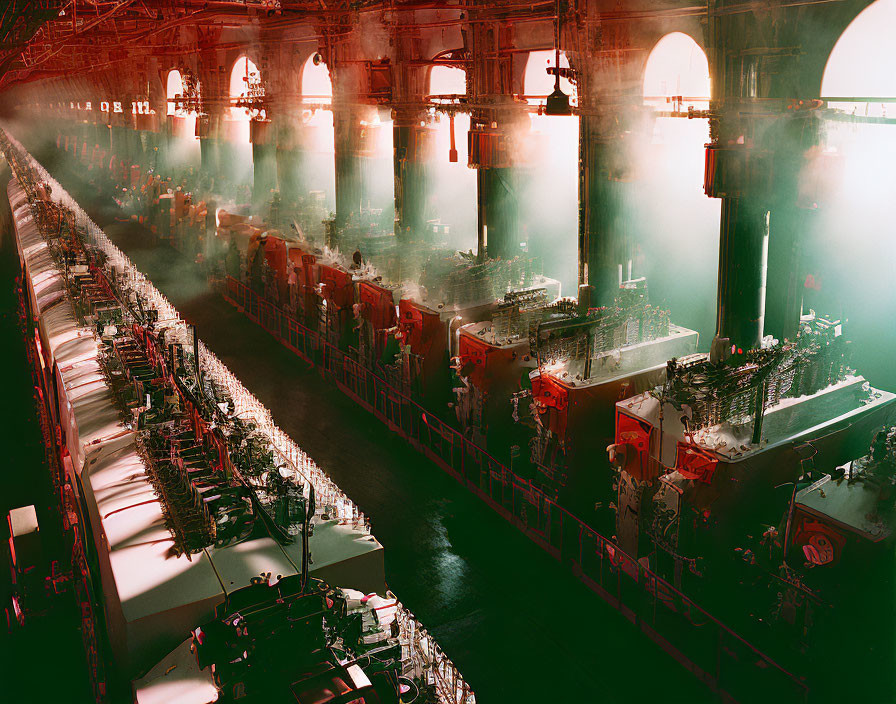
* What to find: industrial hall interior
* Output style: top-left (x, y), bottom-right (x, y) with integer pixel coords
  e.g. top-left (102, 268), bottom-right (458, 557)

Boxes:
top-left (0, 0), bottom-right (894, 702)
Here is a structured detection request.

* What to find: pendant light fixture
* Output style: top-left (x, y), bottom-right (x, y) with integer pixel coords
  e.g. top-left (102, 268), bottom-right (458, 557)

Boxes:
top-left (545, 0), bottom-right (571, 116)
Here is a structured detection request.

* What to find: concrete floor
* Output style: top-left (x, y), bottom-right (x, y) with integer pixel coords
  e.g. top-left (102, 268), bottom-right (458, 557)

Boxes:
top-left (6, 146), bottom-right (717, 703)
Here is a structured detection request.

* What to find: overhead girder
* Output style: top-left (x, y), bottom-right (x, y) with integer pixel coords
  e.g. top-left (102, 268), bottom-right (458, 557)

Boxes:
top-left (3, 0), bottom-right (888, 350)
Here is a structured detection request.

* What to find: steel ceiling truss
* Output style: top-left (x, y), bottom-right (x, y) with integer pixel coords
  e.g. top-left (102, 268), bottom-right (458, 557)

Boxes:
top-left (0, 1), bottom-right (583, 93)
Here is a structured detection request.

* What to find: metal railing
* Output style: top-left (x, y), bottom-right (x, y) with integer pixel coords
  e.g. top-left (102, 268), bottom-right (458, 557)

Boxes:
top-left (221, 274), bottom-right (811, 704)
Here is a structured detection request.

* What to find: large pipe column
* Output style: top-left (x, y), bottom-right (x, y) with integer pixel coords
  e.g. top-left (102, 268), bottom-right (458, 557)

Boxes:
top-left (705, 38), bottom-right (773, 353)
top-left (251, 118), bottom-right (277, 207)
top-left (198, 111), bottom-right (221, 182)
top-left (704, 133), bottom-right (771, 352)
top-left (198, 53), bottom-right (228, 189)
top-left (333, 104), bottom-right (364, 229)
top-left (572, 20), bottom-right (649, 307)
top-left (467, 16), bottom-right (526, 262)
top-left (715, 197), bottom-right (769, 350)
top-left (108, 99), bottom-right (130, 167)
top-left (578, 109), bottom-right (639, 306)
top-left (393, 108), bottom-right (430, 242)
top-left (276, 119), bottom-right (303, 207)
top-left (764, 111), bottom-right (823, 342)
top-left (476, 150), bottom-right (519, 261)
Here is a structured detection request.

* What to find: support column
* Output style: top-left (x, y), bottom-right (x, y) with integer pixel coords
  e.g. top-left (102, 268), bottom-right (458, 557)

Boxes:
top-left (198, 52), bottom-right (228, 190)
top-left (275, 118), bottom-right (303, 207)
top-left (578, 109), bottom-right (639, 306)
top-left (765, 206), bottom-right (803, 341)
top-left (467, 16), bottom-right (526, 262)
top-left (393, 109), bottom-right (430, 242)
top-left (476, 151), bottom-right (519, 260)
top-left (715, 197), bottom-right (769, 349)
top-left (198, 112), bottom-right (219, 180)
top-left (764, 111), bottom-right (822, 342)
top-left (703, 40), bottom-right (821, 353)
top-left (333, 105), bottom-right (364, 228)
top-left (251, 118), bottom-right (277, 208)
top-left (390, 24), bottom-right (430, 244)
top-left (265, 43), bottom-right (307, 212)
top-left (704, 134), bottom-right (771, 352)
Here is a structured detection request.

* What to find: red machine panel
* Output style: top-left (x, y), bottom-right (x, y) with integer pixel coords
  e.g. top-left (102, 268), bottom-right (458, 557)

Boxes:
top-left (674, 442), bottom-right (718, 484)
top-left (397, 299), bottom-right (448, 396)
top-left (358, 280), bottom-right (397, 332)
top-left (467, 128), bottom-right (512, 169)
top-left (397, 299), bottom-right (442, 357)
top-left (789, 513), bottom-right (847, 567)
top-left (457, 332), bottom-right (516, 393)
top-left (614, 410), bottom-right (654, 482)
top-left (318, 264), bottom-right (354, 310)
top-left (531, 373), bottom-right (570, 438)
top-left (287, 247), bottom-right (317, 288)
top-left (262, 235), bottom-right (288, 284)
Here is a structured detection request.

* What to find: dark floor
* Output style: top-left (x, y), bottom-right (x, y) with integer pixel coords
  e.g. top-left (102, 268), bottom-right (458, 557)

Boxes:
top-left (2, 146), bottom-right (717, 703)
top-left (0, 161), bottom-right (94, 702)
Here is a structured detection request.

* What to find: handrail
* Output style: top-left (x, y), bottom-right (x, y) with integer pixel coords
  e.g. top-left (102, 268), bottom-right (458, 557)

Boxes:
top-left (221, 274), bottom-right (812, 703)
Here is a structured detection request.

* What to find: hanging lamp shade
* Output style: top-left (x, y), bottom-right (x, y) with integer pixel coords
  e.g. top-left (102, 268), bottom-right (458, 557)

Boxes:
top-left (545, 85), bottom-right (571, 116)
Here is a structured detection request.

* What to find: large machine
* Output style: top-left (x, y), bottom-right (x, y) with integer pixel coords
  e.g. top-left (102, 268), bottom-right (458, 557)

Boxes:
top-left (453, 285), bottom-right (569, 454)
top-left (515, 278), bottom-right (699, 517)
top-left (79, 149), bottom-right (709, 530)
top-left (606, 311), bottom-right (896, 695)
top-left (3, 131), bottom-right (473, 704)
top-left (610, 313), bottom-right (894, 563)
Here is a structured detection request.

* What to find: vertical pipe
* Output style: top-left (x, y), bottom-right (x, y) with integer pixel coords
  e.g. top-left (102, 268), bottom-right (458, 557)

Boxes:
top-left (579, 115), bottom-right (628, 307)
top-left (334, 107), bottom-right (362, 229)
top-left (715, 197), bottom-right (769, 350)
top-left (393, 120), bottom-right (429, 242)
top-left (477, 165), bottom-right (517, 260)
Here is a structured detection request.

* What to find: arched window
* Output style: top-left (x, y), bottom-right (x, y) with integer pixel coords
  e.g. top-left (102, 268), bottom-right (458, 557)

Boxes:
top-left (814, 0), bottom-right (896, 388)
top-left (643, 32), bottom-right (710, 112)
top-left (302, 54), bottom-right (332, 104)
top-left (521, 50), bottom-right (579, 294)
top-left (429, 66), bottom-right (466, 97)
top-left (165, 68), bottom-right (198, 164)
top-left (638, 32), bottom-right (719, 343)
top-left (299, 54), bottom-right (335, 212)
top-left (523, 49), bottom-right (576, 106)
top-left (229, 55), bottom-right (260, 144)
top-left (301, 54), bottom-right (333, 155)
top-left (822, 0), bottom-right (896, 117)
top-left (427, 66), bottom-right (475, 252)
top-left (166, 70), bottom-right (183, 116)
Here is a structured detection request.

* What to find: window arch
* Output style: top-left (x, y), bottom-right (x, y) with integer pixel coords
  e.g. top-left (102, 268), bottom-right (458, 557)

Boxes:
top-left (229, 55), bottom-right (260, 144)
top-left (523, 50), bottom-right (576, 106)
top-left (637, 31), bottom-right (718, 343)
top-left (643, 32), bottom-right (710, 112)
top-left (165, 68), bottom-right (198, 162)
top-left (822, 0), bottom-right (896, 116)
top-left (297, 53), bottom-right (335, 213)
top-left (521, 50), bottom-right (579, 294)
top-left (429, 66), bottom-right (466, 97)
top-left (300, 54), bottom-right (334, 156)
top-left (301, 54), bottom-right (332, 104)
top-left (426, 66), bottom-right (475, 252)
top-left (165, 70), bottom-right (183, 116)
top-left (815, 0), bottom-right (896, 389)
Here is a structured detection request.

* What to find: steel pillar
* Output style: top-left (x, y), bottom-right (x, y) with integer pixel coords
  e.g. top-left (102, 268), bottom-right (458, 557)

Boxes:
top-left (715, 197), bottom-right (769, 350)
top-left (477, 165), bottom-right (519, 260)
top-left (393, 118), bottom-right (429, 242)
top-left (333, 107), bottom-right (363, 228)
